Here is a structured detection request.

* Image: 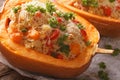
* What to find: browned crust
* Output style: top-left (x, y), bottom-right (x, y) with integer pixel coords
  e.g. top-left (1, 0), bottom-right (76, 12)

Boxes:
top-left (0, 0), bottom-right (99, 78)
top-left (55, 0), bottom-right (120, 37)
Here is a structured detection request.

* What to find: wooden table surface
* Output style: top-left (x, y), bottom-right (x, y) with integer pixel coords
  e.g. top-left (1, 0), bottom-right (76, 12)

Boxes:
top-left (0, 62), bottom-right (35, 80)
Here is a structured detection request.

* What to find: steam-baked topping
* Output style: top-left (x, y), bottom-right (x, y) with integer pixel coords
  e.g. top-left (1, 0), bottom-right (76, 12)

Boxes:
top-left (7, 1), bottom-right (91, 60)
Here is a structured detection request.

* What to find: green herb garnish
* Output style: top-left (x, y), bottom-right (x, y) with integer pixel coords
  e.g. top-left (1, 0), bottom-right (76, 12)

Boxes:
top-left (63, 12), bottom-right (75, 20)
top-left (104, 44), bottom-right (120, 56)
top-left (37, 6), bottom-right (46, 13)
top-left (82, 0), bottom-right (98, 7)
top-left (77, 23), bottom-right (85, 29)
top-left (60, 26), bottom-right (66, 31)
top-left (12, 6), bottom-right (21, 13)
top-left (59, 44), bottom-right (70, 56)
top-left (109, 0), bottom-right (115, 2)
top-left (48, 17), bottom-right (58, 28)
top-left (98, 62), bottom-right (106, 69)
top-left (46, 1), bottom-right (56, 15)
top-left (56, 11), bottom-right (75, 20)
top-left (98, 70), bottom-right (109, 80)
top-left (57, 33), bottom-right (68, 46)
top-left (26, 5), bottom-right (46, 14)
top-left (26, 5), bottom-right (38, 14)
top-left (56, 11), bottom-right (64, 17)
top-left (57, 34), bottom-right (69, 56)
top-left (111, 48), bottom-right (120, 56)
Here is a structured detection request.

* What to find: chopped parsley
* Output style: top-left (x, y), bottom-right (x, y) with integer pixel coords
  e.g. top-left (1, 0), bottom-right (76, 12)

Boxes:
top-left (63, 12), bottom-right (75, 20)
top-left (57, 34), bottom-right (69, 56)
top-left (12, 6), bottom-right (21, 13)
top-left (98, 62), bottom-right (109, 80)
top-left (111, 48), bottom-right (120, 56)
top-left (57, 34), bottom-right (68, 46)
top-left (81, 0), bottom-right (98, 7)
top-left (37, 6), bottom-right (46, 13)
top-left (77, 23), bottom-right (85, 29)
top-left (48, 17), bottom-right (58, 28)
top-left (59, 44), bottom-right (70, 56)
top-left (59, 26), bottom-right (66, 31)
top-left (46, 1), bottom-right (56, 15)
top-left (26, 5), bottom-right (38, 14)
top-left (98, 70), bottom-right (109, 80)
top-left (26, 5), bottom-right (46, 14)
top-left (104, 44), bottom-right (120, 56)
top-left (98, 62), bottom-right (106, 69)
top-left (56, 11), bottom-right (64, 17)
top-left (56, 11), bottom-right (75, 20)
top-left (109, 0), bottom-right (115, 2)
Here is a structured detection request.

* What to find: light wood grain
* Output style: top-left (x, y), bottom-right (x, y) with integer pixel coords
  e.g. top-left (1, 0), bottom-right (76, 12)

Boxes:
top-left (0, 62), bottom-right (34, 80)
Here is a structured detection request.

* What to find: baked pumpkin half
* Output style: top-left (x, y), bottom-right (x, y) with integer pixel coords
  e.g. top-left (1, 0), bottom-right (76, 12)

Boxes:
top-left (54, 0), bottom-right (120, 37)
top-left (0, 0), bottom-right (99, 78)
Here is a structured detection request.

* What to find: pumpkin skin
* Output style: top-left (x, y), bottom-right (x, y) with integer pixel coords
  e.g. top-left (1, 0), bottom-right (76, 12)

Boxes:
top-left (54, 0), bottom-right (120, 37)
top-left (0, 0), bottom-right (99, 78)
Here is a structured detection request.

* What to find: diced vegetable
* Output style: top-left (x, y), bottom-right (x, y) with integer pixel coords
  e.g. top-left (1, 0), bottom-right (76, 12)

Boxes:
top-left (117, 0), bottom-right (120, 3)
top-left (57, 17), bottom-right (63, 23)
top-left (50, 29), bottom-right (60, 40)
top-left (46, 38), bottom-right (53, 47)
top-left (101, 6), bottom-right (112, 16)
top-left (12, 6), bottom-right (21, 13)
top-left (35, 11), bottom-right (42, 18)
top-left (5, 18), bottom-right (11, 29)
top-left (80, 29), bottom-right (88, 42)
top-left (28, 29), bottom-right (40, 40)
top-left (10, 32), bottom-right (23, 43)
top-left (56, 54), bottom-right (63, 59)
